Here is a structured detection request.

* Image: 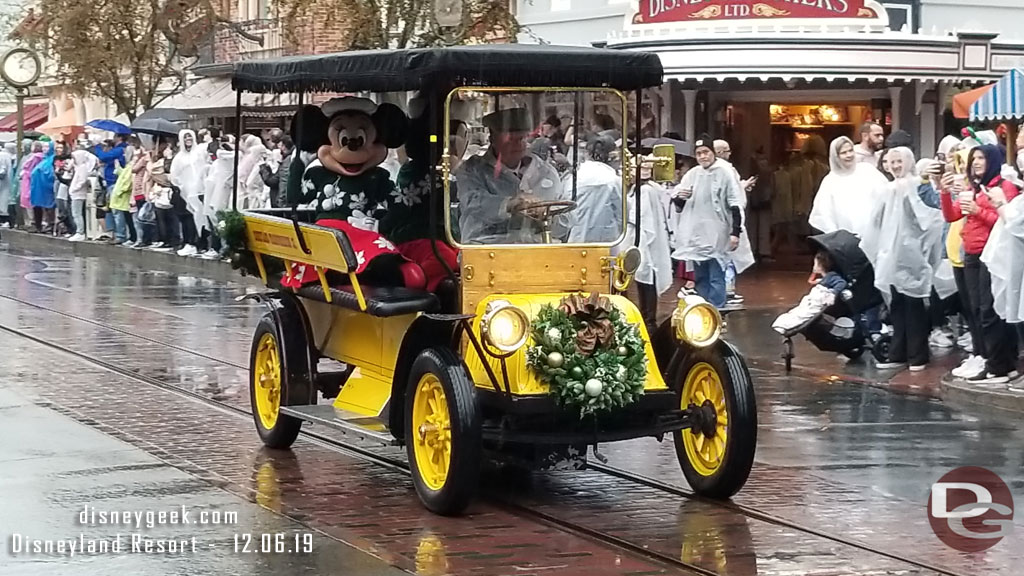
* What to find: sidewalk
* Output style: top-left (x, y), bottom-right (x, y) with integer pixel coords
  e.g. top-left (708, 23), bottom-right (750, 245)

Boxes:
top-left (0, 385), bottom-right (410, 575)
top-left (5, 227), bottom-right (1024, 415)
top-left (0, 228), bottom-right (249, 285)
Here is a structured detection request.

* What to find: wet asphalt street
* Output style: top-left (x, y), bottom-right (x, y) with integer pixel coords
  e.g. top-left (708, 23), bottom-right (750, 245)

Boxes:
top-left (1, 244), bottom-right (1022, 576)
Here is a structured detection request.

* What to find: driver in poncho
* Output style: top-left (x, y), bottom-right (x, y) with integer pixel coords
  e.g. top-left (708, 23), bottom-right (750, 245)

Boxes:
top-left (456, 108), bottom-right (567, 244)
top-left (670, 136), bottom-right (743, 309)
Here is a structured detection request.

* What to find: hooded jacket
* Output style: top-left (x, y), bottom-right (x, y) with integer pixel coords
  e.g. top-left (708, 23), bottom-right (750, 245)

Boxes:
top-left (940, 144), bottom-right (1021, 255)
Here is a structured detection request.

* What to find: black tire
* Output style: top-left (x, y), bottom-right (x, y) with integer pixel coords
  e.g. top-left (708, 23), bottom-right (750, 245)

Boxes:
top-left (249, 312), bottom-right (312, 449)
top-left (672, 347), bottom-right (757, 499)
top-left (405, 347), bottom-right (482, 516)
top-left (871, 334), bottom-right (892, 363)
top-left (843, 348), bottom-right (864, 360)
top-left (782, 339), bottom-right (794, 373)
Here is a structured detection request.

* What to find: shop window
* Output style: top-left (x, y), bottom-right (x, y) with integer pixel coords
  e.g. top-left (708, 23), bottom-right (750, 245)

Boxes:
top-left (881, 1), bottom-right (917, 32)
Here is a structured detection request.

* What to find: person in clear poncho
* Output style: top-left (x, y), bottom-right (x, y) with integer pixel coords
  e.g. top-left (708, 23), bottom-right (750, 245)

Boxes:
top-left (566, 133), bottom-right (622, 243)
top-left (872, 147), bottom-right (945, 370)
top-left (670, 136), bottom-right (743, 309)
top-left (169, 129), bottom-right (210, 255)
top-left (982, 184), bottom-right (1024, 325)
top-left (619, 164), bottom-right (673, 332)
top-left (455, 108), bottom-right (568, 244)
top-left (808, 136), bottom-right (888, 242)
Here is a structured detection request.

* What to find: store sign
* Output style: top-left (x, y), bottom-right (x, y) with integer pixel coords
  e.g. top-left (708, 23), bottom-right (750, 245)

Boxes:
top-left (634, 0), bottom-right (879, 24)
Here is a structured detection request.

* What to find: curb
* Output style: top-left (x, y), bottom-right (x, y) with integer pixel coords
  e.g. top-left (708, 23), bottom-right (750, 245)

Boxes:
top-left (1, 228), bottom-right (257, 286)
top-left (940, 375), bottom-right (1024, 415)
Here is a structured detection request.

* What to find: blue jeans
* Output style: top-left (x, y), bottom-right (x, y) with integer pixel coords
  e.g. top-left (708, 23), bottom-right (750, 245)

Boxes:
top-left (693, 260), bottom-right (727, 309)
top-left (861, 305), bottom-right (882, 336)
top-left (112, 210), bottom-right (128, 242)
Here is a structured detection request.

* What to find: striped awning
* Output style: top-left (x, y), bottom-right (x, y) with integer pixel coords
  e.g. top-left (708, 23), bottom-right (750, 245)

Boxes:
top-left (970, 68), bottom-right (1024, 122)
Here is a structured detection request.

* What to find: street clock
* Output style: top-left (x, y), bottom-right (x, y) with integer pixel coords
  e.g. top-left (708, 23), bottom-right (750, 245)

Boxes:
top-left (1, 47), bottom-right (41, 89)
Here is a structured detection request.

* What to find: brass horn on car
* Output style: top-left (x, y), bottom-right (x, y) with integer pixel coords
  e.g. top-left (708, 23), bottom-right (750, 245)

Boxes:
top-left (612, 246), bottom-right (643, 292)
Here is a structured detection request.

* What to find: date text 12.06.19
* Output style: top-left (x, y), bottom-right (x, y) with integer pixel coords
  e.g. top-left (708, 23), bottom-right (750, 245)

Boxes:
top-left (234, 533), bottom-right (313, 554)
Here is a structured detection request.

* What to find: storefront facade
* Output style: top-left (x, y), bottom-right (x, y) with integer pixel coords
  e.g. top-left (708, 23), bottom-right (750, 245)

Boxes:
top-left (518, 0), bottom-right (1024, 161)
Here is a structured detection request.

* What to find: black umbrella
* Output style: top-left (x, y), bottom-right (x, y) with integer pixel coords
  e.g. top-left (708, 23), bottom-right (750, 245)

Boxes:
top-left (130, 117), bottom-right (182, 138)
top-left (136, 108), bottom-right (188, 122)
top-left (641, 137), bottom-right (693, 157)
top-left (22, 130), bottom-right (44, 140)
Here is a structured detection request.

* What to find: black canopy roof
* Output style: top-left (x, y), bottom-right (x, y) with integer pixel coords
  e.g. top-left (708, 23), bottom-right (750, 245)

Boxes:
top-left (231, 44), bottom-right (664, 94)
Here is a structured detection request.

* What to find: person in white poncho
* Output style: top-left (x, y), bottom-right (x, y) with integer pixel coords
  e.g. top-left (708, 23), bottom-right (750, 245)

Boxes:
top-left (670, 136), bottom-right (743, 309)
top-left (618, 163), bottom-right (673, 333)
top-left (872, 147), bottom-right (946, 370)
top-left (808, 136), bottom-right (888, 242)
top-left (713, 140), bottom-right (754, 304)
top-left (566, 134), bottom-right (622, 243)
top-left (169, 130), bottom-right (210, 257)
top-left (983, 184), bottom-right (1024, 326)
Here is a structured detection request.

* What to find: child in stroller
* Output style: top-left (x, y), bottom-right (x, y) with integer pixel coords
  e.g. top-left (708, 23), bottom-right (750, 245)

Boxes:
top-left (773, 230), bottom-right (890, 371)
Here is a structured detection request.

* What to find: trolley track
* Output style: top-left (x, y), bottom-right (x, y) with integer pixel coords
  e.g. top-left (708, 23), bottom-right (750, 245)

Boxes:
top-left (0, 291), bottom-right (967, 576)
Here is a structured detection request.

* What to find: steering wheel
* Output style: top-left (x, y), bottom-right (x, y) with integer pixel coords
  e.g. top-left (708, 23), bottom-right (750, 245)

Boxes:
top-left (512, 199), bottom-right (578, 222)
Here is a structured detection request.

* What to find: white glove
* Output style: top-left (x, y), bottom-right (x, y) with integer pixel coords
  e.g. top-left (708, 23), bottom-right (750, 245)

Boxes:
top-left (347, 210), bottom-right (378, 232)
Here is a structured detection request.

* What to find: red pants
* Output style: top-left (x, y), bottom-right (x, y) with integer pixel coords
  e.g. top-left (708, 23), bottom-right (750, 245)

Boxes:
top-left (397, 239), bottom-right (459, 292)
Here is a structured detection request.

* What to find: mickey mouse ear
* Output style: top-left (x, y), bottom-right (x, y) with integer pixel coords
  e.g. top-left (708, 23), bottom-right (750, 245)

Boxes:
top-left (373, 103), bottom-right (409, 149)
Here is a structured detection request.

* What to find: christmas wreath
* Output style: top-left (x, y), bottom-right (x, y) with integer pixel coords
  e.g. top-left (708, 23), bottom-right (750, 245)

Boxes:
top-left (526, 293), bottom-right (648, 418)
top-left (217, 209), bottom-right (284, 279)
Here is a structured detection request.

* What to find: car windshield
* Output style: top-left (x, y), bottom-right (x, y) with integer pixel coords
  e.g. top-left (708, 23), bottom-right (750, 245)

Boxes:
top-left (446, 88), bottom-right (630, 246)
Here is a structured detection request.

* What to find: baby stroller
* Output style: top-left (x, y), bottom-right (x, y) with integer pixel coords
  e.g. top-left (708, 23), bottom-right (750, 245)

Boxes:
top-left (776, 230), bottom-right (890, 372)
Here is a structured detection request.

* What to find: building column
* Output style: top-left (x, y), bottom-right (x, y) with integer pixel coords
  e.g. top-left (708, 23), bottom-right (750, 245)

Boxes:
top-left (888, 86), bottom-right (902, 132)
top-left (920, 102), bottom-right (936, 158)
top-left (659, 83), bottom-right (672, 137)
top-left (683, 90), bottom-right (697, 143)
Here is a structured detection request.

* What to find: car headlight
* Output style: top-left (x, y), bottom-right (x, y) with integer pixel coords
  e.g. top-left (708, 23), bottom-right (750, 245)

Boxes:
top-left (672, 297), bottom-right (721, 348)
top-left (480, 301), bottom-right (529, 356)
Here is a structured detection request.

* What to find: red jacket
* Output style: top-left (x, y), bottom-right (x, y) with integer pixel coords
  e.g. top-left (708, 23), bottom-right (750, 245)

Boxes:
top-left (940, 176), bottom-right (1020, 255)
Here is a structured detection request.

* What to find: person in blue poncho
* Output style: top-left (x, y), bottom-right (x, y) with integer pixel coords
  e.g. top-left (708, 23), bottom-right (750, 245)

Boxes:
top-left (29, 140), bottom-right (56, 234)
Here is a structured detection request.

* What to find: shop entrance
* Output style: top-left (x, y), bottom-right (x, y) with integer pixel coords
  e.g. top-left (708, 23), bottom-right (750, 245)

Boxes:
top-left (713, 94), bottom-right (892, 262)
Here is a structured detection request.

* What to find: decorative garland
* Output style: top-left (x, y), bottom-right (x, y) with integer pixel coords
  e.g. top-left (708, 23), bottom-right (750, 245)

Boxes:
top-left (526, 293), bottom-right (648, 418)
top-left (217, 209), bottom-right (284, 279)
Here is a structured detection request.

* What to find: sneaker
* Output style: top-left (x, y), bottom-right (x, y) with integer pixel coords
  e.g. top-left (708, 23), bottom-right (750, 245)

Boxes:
top-left (0, 222), bottom-right (9, 229)
top-left (968, 372), bottom-right (1010, 385)
top-left (952, 355), bottom-right (985, 379)
top-left (957, 332), bottom-right (973, 351)
top-left (177, 245), bottom-right (198, 257)
top-left (929, 329), bottom-right (955, 348)
top-left (876, 361), bottom-right (906, 370)
top-left (909, 364), bottom-right (928, 372)
top-left (133, 242), bottom-right (150, 250)
top-left (200, 249), bottom-right (219, 260)
top-left (150, 241), bottom-right (164, 249)
top-left (151, 244), bottom-right (174, 252)
top-left (68, 233), bottom-right (85, 242)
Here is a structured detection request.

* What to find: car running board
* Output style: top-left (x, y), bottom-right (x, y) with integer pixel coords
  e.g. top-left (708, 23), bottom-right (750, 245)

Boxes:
top-left (279, 405), bottom-right (399, 446)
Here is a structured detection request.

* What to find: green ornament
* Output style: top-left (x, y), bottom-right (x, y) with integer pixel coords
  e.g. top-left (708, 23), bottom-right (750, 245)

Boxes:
top-left (547, 351), bottom-right (565, 368)
top-left (571, 366), bottom-right (584, 378)
top-left (617, 346), bottom-right (629, 357)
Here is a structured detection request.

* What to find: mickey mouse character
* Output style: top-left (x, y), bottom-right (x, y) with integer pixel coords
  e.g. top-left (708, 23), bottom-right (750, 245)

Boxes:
top-left (282, 96), bottom-right (425, 289)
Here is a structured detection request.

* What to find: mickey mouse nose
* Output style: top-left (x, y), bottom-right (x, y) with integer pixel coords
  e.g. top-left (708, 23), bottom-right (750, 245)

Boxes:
top-left (341, 136), bottom-right (365, 151)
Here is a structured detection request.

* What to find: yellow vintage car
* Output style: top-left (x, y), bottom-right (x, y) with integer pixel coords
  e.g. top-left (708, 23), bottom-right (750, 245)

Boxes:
top-left (230, 44), bottom-right (757, 516)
